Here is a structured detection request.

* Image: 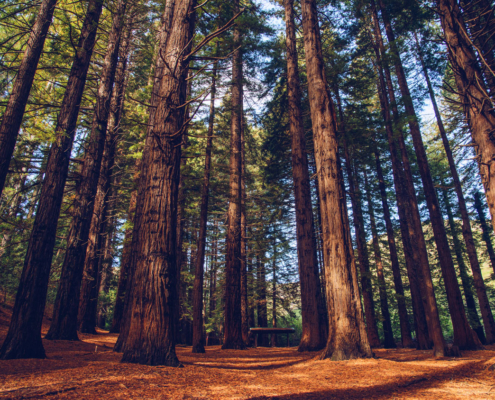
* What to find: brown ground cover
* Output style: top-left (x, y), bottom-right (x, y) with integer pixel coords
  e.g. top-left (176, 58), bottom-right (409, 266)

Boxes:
top-left (0, 306), bottom-right (495, 399)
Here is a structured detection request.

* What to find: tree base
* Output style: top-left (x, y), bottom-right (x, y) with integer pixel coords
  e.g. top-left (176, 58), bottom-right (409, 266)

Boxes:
top-left (192, 343), bottom-right (205, 353)
top-left (319, 345), bottom-right (373, 361)
top-left (297, 342), bottom-right (326, 352)
top-left (121, 348), bottom-right (181, 367)
top-left (44, 329), bottom-right (79, 341)
top-left (0, 334), bottom-right (46, 360)
top-left (221, 340), bottom-right (246, 350)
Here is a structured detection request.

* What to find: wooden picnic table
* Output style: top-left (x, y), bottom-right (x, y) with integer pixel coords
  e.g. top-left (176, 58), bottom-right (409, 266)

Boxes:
top-left (249, 327), bottom-right (295, 347)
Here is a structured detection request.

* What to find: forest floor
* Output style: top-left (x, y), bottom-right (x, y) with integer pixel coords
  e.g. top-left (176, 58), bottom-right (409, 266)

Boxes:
top-left (1, 306), bottom-right (495, 399)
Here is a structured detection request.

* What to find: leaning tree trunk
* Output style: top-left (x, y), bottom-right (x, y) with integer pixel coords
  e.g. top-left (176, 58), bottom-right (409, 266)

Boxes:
top-left (301, 0), bottom-right (371, 361)
top-left (120, 0), bottom-right (196, 366)
top-left (370, 0), bottom-right (446, 355)
top-left (415, 33), bottom-right (495, 344)
top-left (473, 191), bottom-right (495, 274)
top-left (0, 0), bottom-right (58, 198)
top-left (284, 0), bottom-right (326, 352)
top-left (379, 0), bottom-right (481, 351)
top-left (79, 23), bottom-right (132, 334)
top-left (45, 0), bottom-right (126, 341)
top-left (368, 15), bottom-right (435, 351)
top-left (223, 0), bottom-right (245, 350)
top-left (0, 0), bottom-right (104, 360)
top-left (364, 170), bottom-right (396, 349)
top-left (374, 150), bottom-right (414, 348)
top-left (192, 63), bottom-right (218, 354)
top-left (441, 188), bottom-right (486, 343)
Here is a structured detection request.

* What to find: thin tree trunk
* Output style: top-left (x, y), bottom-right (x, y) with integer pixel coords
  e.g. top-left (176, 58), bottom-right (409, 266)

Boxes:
top-left (110, 189), bottom-right (137, 333)
top-left (379, 0), bottom-right (481, 351)
top-left (473, 191), bottom-right (495, 274)
top-left (46, 0), bottom-right (127, 341)
top-left (441, 188), bottom-right (486, 343)
top-left (284, 0), bottom-right (325, 352)
top-left (0, 0), bottom-right (58, 197)
top-left (415, 32), bottom-right (495, 344)
top-left (120, 0), bottom-right (196, 366)
top-left (271, 242), bottom-right (277, 348)
top-left (192, 63), bottom-right (218, 354)
top-left (223, 0), bottom-right (245, 350)
top-left (374, 150), bottom-right (414, 348)
top-left (342, 132), bottom-right (381, 349)
top-left (0, 0), bottom-right (104, 360)
top-left (364, 170), bottom-right (396, 348)
top-left (301, 0), bottom-right (371, 361)
top-left (370, 0), bottom-right (446, 355)
top-left (368, 11), bottom-right (434, 351)
top-left (256, 253), bottom-right (268, 346)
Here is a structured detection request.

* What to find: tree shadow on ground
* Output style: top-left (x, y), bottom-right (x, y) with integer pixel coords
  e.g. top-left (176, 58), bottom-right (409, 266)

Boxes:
top-left (247, 358), bottom-right (487, 399)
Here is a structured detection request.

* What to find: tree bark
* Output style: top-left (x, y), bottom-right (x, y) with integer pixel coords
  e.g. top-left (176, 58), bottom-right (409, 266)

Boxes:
top-left (284, 0), bottom-right (326, 352)
top-left (364, 170), bottom-right (396, 348)
top-left (0, 0), bottom-right (58, 197)
top-left (301, 0), bottom-right (372, 361)
top-left (45, 0), bottom-right (127, 341)
top-left (120, 0), bottom-right (196, 366)
top-left (441, 188), bottom-right (486, 343)
top-left (473, 191), bottom-right (495, 274)
top-left (0, 0), bottom-right (104, 360)
top-left (271, 241), bottom-right (277, 348)
top-left (79, 21), bottom-right (131, 334)
top-left (240, 113), bottom-right (249, 345)
top-left (379, 0), bottom-right (481, 351)
top-left (256, 253), bottom-right (268, 346)
top-left (223, 0), bottom-right (245, 350)
top-left (415, 32), bottom-right (495, 344)
top-left (368, 10), bottom-right (435, 351)
top-left (342, 135), bottom-right (381, 349)
top-left (192, 63), bottom-right (217, 354)
top-left (373, 151), bottom-right (414, 348)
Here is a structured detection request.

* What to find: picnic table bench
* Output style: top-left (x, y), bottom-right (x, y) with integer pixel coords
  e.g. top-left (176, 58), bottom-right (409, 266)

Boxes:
top-left (249, 327), bottom-right (295, 347)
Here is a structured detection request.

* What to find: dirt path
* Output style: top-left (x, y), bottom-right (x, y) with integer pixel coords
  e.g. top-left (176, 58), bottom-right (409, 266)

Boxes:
top-left (0, 308), bottom-right (495, 399)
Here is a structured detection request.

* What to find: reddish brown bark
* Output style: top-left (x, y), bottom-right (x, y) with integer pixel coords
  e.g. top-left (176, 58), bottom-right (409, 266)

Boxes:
top-left (301, 0), bottom-right (371, 361)
top-left (0, 0), bottom-right (58, 197)
top-left (0, 0), bottom-right (104, 360)
top-left (192, 65), bottom-right (217, 354)
top-left (374, 151), bottom-right (414, 348)
top-left (364, 170), bottom-right (396, 348)
top-left (473, 191), bottom-right (495, 274)
top-left (368, 16), bottom-right (433, 351)
top-left (284, 0), bottom-right (326, 352)
top-left (46, 0), bottom-right (127, 341)
top-left (223, 0), bottom-right (245, 350)
top-left (379, 0), bottom-right (481, 351)
top-left (415, 33), bottom-right (495, 344)
top-left (120, 0), bottom-right (196, 366)
top-left (240, 114), bottom-right (249, 345)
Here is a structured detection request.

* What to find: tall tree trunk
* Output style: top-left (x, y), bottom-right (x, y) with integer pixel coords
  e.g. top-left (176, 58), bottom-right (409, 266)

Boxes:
top-left (223, 0), bottom-right (245, 350)
top-left (284, 0), bottom-right (325, 352)
top-left (192, 63), bottom-right (217, 354)
top-left (79, 19), bottom-right (131, 335)
top-left (110, 189), bottom-right (137, 333)
top-left (364, 170), bottom-right (396, 348)
top-left (0, 0), bottom-right (104, 360)
top-left (301, 0), bottom-right (372, 361)
top-left (473, 191), bottom-right (495, 274)
top-left (271, 242), bottom-right (277, 348)
top-left (240, 114), bottom-right (249, 345)
top-left (368, 10), bottom-right (435, 351)
top-left (374, 151), bottom-right (414, 347)
top-left (415, 33), bottom-right (495, 344)
top-left (46, 0), bottom-right (127, 341)
top-left (0, 0), bottom-right (58, 197)
top-left (256, 253), bottom-right (268, 346)
top-left (247, 235), bottom-right (255, 342)
top-left (342, 132), bottom-right (381, 349)
top-left (441, 188), bottom-right (486, 343)
top-left (120, 0), bottom-right (196, 366)
top-left (114, 0), bottom-right (177, 352)
top-left (379, 0), bottom-right (481, 351)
